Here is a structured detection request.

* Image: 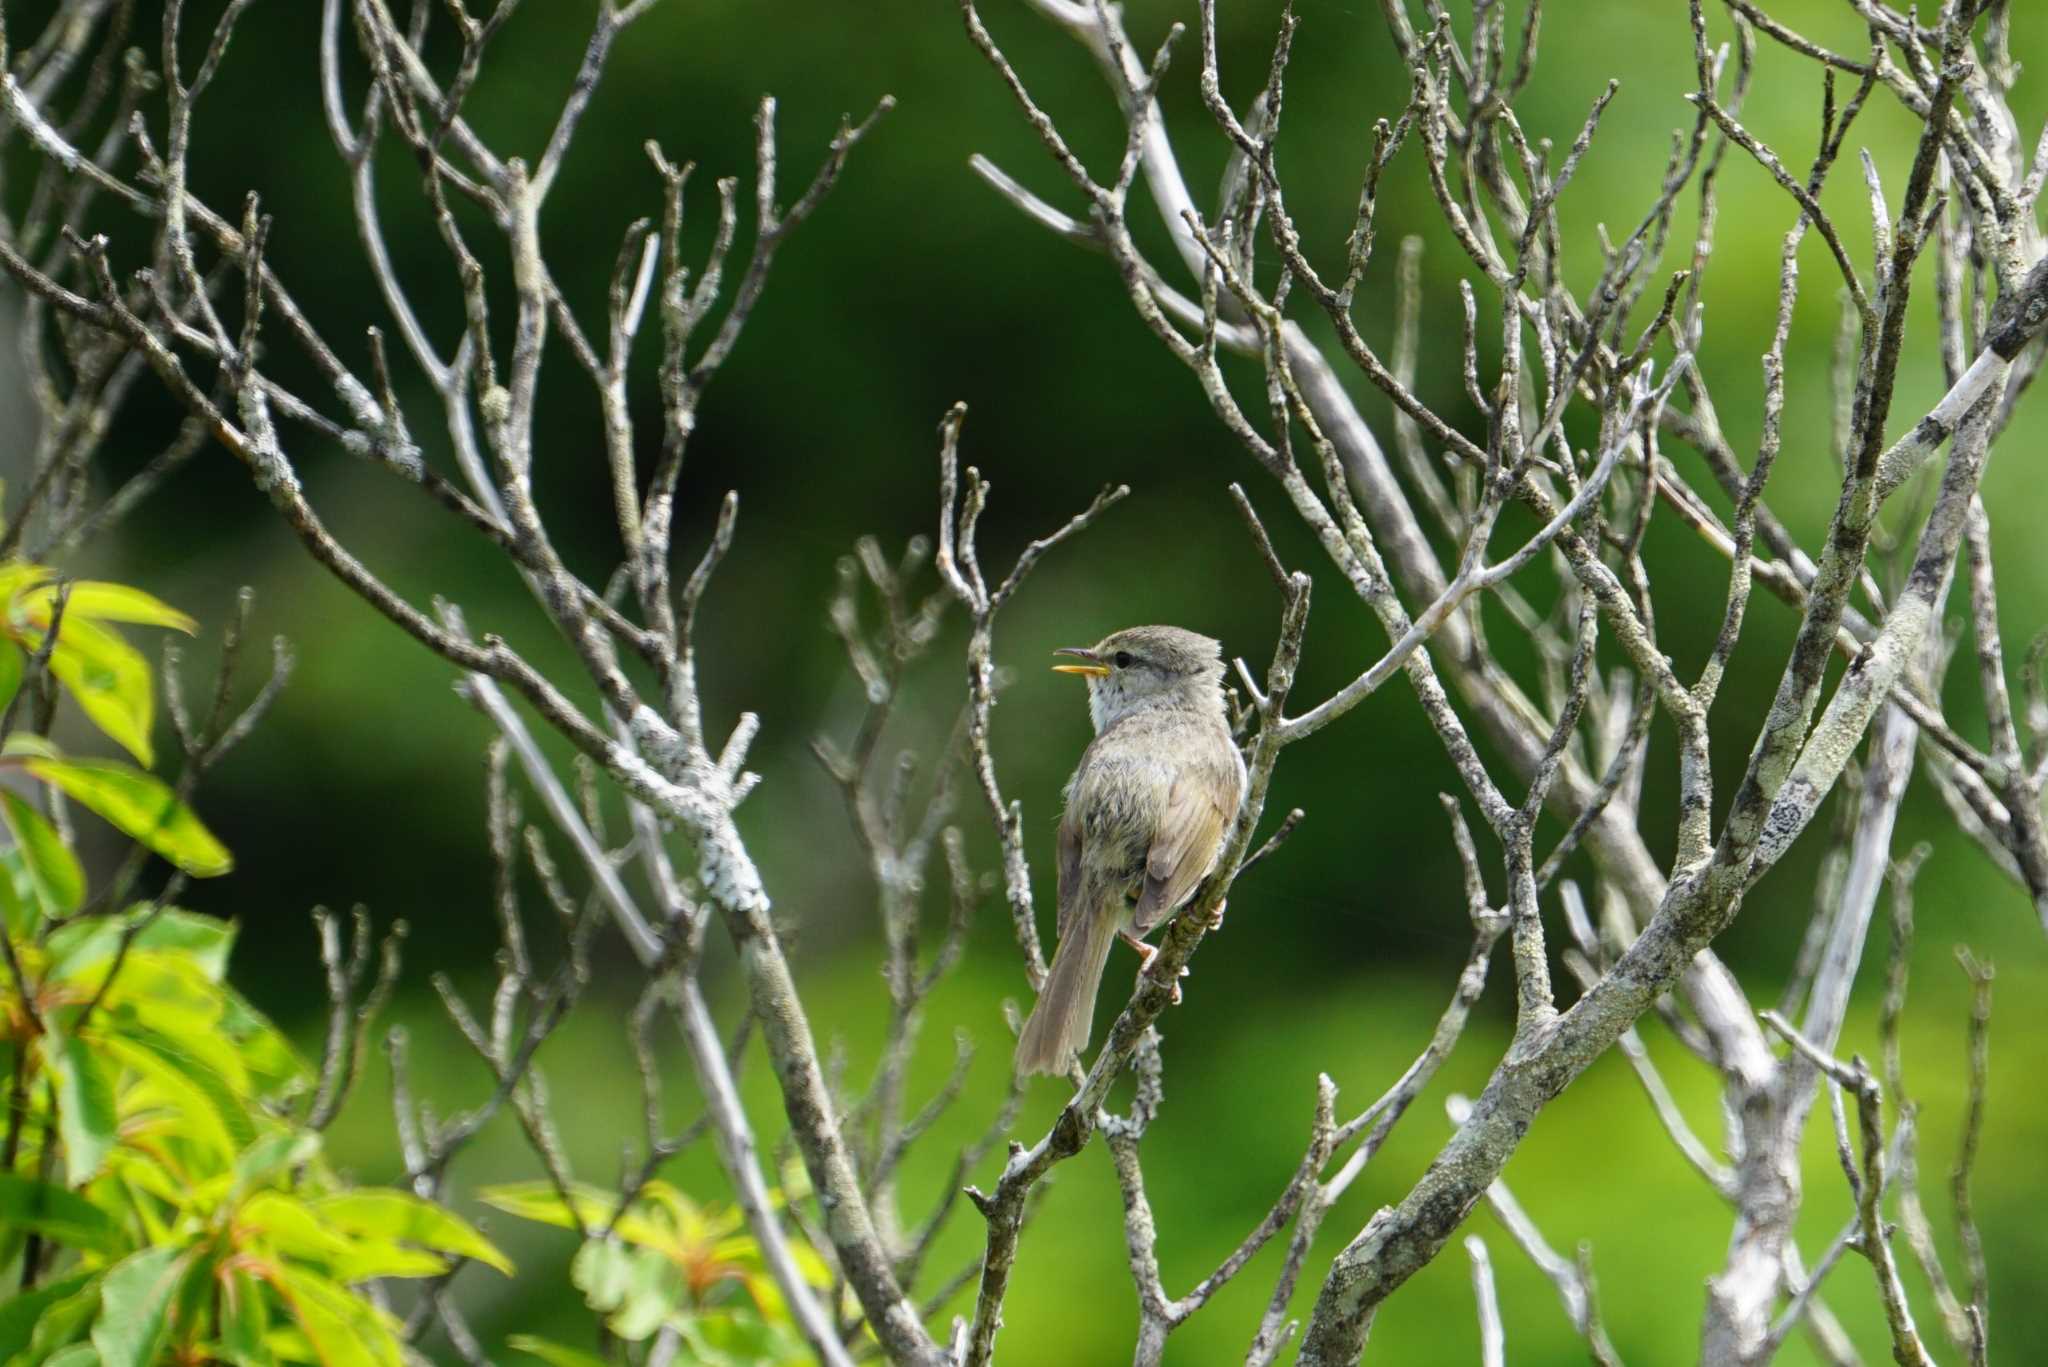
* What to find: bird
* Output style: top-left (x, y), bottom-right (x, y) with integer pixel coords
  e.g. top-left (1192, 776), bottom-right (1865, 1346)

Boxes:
top-left (1013, 625), bottom-right (1247, 1077)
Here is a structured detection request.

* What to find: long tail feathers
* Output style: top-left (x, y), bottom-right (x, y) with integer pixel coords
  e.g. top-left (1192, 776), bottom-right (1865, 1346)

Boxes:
top-left (1014, 907), bottom-right (1118, 1076)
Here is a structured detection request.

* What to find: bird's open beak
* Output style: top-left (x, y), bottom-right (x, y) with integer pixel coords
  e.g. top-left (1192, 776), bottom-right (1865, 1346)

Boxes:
top-left (1051, 647), bottom-right (1110, 677)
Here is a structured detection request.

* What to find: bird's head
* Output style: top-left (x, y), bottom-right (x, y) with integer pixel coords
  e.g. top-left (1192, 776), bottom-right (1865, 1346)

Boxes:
top-left (1052, 624), bottom-right (1227, 731)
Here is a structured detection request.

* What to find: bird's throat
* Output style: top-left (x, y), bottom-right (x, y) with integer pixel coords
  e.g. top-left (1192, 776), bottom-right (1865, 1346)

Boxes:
top-left (1086, 677), bottom-right (1223, 734)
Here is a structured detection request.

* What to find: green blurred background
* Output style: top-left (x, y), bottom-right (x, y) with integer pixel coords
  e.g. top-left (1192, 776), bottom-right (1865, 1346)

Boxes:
top-left (18, 0), bottom-right (2048, 1361)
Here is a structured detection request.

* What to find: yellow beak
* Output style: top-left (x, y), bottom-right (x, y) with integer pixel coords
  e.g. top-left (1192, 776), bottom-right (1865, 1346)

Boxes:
top-left (1051, 647), bottom-right (1110, 678)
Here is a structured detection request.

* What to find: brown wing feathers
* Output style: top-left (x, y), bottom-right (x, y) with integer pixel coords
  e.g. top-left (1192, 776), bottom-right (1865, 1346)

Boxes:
top-left (1133, 762), bottom-right (1233, 933)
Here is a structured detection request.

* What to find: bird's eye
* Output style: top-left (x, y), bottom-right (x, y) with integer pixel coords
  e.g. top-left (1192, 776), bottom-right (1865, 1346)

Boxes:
top-left (1113, 651), bottom-right (1134, 669)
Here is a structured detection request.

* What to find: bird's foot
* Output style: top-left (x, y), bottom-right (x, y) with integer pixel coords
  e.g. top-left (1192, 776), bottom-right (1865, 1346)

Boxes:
top-left (1123, 932), bottom-right (1185, 1004)
top-left (1207, 898), bottom-right (1228, 932)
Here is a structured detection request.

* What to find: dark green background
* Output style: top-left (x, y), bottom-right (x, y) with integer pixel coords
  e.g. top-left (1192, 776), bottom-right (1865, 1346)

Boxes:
top-left (24, 1), bottom-right (2048, 1361)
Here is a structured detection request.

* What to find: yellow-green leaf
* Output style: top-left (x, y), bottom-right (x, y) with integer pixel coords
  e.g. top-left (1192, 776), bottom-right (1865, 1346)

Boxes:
top-left (264, 1323), bottom-right (318, 1364)
top-left (25, 757), bottom-right (231, 877)
top-left (479, 1179), bottom-right (671, 1249)
top-left (789, 1237), bottom-right (832, 1288)
top-left (1, 789), bottom-right (83, 914)
top-left (0, 560), bottom-right (52, 610)
top-left (243, 1196), bottom-right (447, 1280)
top-left (270, 1265), bottom-right (403, 1367)
top-left (236, 1192), bottom-right (362, 1266)
top-left (105, 1026), bottom-right (255, 1164)
top-left (505, 1335), bottom-right (611, 1367)
top-left (45, 907), bottom-right (236, 983)
top-left (41, 617), bottom-right (156, 767)
top-left (19, 581), bottom-right (197, 635)
top-left (479, 1181), bottom-right (618, 1232)
top-left (313, 1191), bottom-right (513, 1276)
top-left (330, 1244), bottom-right (447, 1282)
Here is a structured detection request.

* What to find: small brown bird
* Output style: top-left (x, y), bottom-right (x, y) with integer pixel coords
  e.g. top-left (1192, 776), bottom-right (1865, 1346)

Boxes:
top-left (1014, 625), bottom-right (1247, 1077)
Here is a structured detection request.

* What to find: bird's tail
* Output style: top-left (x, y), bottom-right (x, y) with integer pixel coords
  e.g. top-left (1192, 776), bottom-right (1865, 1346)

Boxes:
top-left (1014, 906), bottom-right (1118, 1076)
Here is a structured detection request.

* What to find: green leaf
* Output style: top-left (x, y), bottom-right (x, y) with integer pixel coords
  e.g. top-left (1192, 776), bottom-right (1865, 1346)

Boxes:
top-left (40, 1346), bottom-right (101, 1367)
top-left (683, 1311), bottom-right (810, 1367)
top-left (215, 1264), bottom-right (273, 1365)
top-left (107, 1024), bottom-right (257, 1160)
top-left (0, 852), bottom-right (36, 940)
top-left (270, 1266), bottom-right (402, 1367)
top-left (0, 642), bottom-right (23, 720)
top-left (0, 1174), bottom-right (122, 1252)
top-left (19, 581), bottom-right (197, 635)
top-left (232, 1131), bottom-right (322, 1198)
top-left (89, 1244), bottom-right (185, 1367)
top-left (22, 1272), bottom-right (102, 1365)
top-left (24, 757), bottom-right (232, 877)
top-left (41, 617), bottom-right (156, 767)
top-left (0, 1271), bottom-right (94, 1361)
top-left (1, 790), bottom-right (83, 915)
top-left (45, 907), bottom-right (236, 984)
top-left (109, 1151), bottom-right (183, 1249)
top-left (216, 990), bottom-right (306, 1096)
top-left (39, 1023), bottom-right (117, 1186)
top-left (169, 1249), bottom-right (219, 1358)
top-left (571, 1237), bottom-right (685, 1342)
top-left (504, 1335), bottom-right (611, 1367)
top-left (569, 1238), bottom-right (632, 1319)
top-left (313, 1191), bottom-right (513, 1276)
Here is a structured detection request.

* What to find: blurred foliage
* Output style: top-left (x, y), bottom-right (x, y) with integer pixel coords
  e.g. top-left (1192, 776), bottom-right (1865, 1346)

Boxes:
top-left (0, 572), bottom-right (509, 1365)
top-left (0, 0), bottom-right (2044, 1363)
top-left (1, 898), bottom-right (511, 1366)
top-left (483, 1180), bottom-right (823, 1364)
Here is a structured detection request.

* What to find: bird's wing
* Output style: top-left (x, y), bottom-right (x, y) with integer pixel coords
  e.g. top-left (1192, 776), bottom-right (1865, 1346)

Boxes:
top-left (1132, 752), bottom-right (1237, 934)
top-left (1054, 807), bottom-right (1086, 940)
